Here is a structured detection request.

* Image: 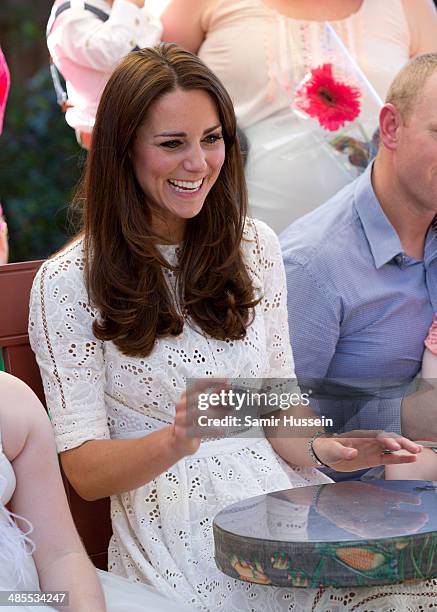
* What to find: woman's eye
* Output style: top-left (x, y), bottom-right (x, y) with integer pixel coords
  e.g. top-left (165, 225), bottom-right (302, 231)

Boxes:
top-left (203, 133), bottom-right (223, 145)
top-left (160, 140), bottom-right (182, 149)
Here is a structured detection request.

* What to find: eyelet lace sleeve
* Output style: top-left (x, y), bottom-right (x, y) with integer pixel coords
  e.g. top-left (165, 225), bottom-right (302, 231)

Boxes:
top-left (28, 240), bottom-right (110, 452)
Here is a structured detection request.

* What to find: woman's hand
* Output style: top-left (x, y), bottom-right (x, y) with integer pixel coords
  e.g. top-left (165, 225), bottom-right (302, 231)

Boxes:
top-left (172, 390), bottom-right (201, 457)
top-left (313, 430), bottom-right (422, 472)
top-left (171, 379), bottom-right (230, 457)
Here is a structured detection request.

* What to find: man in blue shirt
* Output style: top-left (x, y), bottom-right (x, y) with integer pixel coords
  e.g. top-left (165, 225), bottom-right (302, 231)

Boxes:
top-left (280, 53), bottom-right (437, 478)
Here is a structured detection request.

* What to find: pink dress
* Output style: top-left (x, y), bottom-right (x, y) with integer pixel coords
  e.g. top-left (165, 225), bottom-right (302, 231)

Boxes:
top-left (0, 46), bottom-right (10, 135)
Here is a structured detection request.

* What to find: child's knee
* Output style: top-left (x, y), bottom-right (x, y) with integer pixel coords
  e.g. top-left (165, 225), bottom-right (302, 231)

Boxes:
top-left (385, 448), bottom-right (437, 480)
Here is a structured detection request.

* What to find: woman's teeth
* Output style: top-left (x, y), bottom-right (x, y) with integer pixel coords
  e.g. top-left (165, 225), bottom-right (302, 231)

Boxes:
top-left (168, 178), bottom-right (203, 192)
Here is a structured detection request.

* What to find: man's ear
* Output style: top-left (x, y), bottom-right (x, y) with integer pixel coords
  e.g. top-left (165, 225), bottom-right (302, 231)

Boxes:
top-left (378, 103), bottom-right (403, 151)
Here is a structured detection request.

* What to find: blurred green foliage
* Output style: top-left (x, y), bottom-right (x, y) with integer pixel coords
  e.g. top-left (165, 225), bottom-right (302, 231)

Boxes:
top-left (0, 0), bottom-right (84, 262)
top-left (0, 67), bottom-right (84, 262)
top-left (1, 1), bottom-right (41, 51)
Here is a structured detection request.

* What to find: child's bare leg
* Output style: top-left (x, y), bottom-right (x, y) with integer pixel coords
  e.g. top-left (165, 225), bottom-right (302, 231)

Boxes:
top-left (385, 447), bottom-right (437, 480)
top-left (422, 346), bottom-right (437, 378)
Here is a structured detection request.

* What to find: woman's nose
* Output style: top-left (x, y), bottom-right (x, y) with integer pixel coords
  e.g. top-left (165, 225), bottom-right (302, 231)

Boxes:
top-left (183, 145), bottom-right (208, 173)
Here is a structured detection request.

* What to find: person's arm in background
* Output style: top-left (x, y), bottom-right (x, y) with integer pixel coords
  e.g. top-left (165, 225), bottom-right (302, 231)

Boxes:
top-left (253, 223), bottom-right (422, 471)
top-left (422, 315), bottom-right (437, 378)
top-left (48, 0), bottom-right (162, 72)
top-left (280, 249), bottom-right (341, 381)
top-left (281, 248), bottom-right (406, 434)
top-left (422, 348), bottom-right (437, 377)
top-left (280, 246), bottom-right (355, 434)
top-left (402, 0), bottom-right (437, 56)
top-left (160, 0), bottom-right (211, 53)
top-left (0, 373), bottom-right (105, 612)
top-left (399, 315), bottom-right (437, 441)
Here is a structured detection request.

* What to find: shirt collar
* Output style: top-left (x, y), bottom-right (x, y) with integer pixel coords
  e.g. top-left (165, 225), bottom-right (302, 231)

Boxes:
top-left (353, 163), bottom-right (404, 270)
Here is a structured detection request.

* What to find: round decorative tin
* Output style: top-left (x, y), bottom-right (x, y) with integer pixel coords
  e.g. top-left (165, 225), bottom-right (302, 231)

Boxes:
top-left (213, 480), bottom-right (437, 587)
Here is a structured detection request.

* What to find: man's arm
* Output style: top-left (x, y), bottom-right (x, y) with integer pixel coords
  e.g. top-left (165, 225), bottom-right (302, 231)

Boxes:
top-left (282, 253), bottom-right (341, 380)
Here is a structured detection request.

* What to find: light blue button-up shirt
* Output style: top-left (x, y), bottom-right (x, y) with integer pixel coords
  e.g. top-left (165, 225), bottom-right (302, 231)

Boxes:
top-left (280, 164), bottom-right (437, 435)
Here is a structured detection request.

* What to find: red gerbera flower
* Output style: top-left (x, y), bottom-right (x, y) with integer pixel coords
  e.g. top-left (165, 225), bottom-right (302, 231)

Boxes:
top-left (294, 63), bottom-right (361, 131)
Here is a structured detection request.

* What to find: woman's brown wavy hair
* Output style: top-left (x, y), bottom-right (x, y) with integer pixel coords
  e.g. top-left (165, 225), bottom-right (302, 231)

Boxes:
top-left (76, 43), bottom-right (260, 357)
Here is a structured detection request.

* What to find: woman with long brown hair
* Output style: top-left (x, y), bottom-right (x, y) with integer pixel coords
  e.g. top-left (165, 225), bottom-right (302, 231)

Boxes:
top-left (29, 43), bottom-right (435, 610)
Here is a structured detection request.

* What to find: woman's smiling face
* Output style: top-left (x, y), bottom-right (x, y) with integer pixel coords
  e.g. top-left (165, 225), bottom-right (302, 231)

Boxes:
top-left (131, 87), bottom-right (225, 242)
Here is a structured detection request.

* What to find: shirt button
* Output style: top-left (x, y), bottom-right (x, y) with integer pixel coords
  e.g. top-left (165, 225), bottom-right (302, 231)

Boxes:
top-left (130, 39), bottom-right (135, 47)
top-left (135, 18), bottom-right (140, 25)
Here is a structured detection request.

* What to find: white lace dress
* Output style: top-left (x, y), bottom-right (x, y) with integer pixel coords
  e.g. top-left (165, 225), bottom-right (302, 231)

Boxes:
top-left (29, 220), bottom-right (437, 611)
